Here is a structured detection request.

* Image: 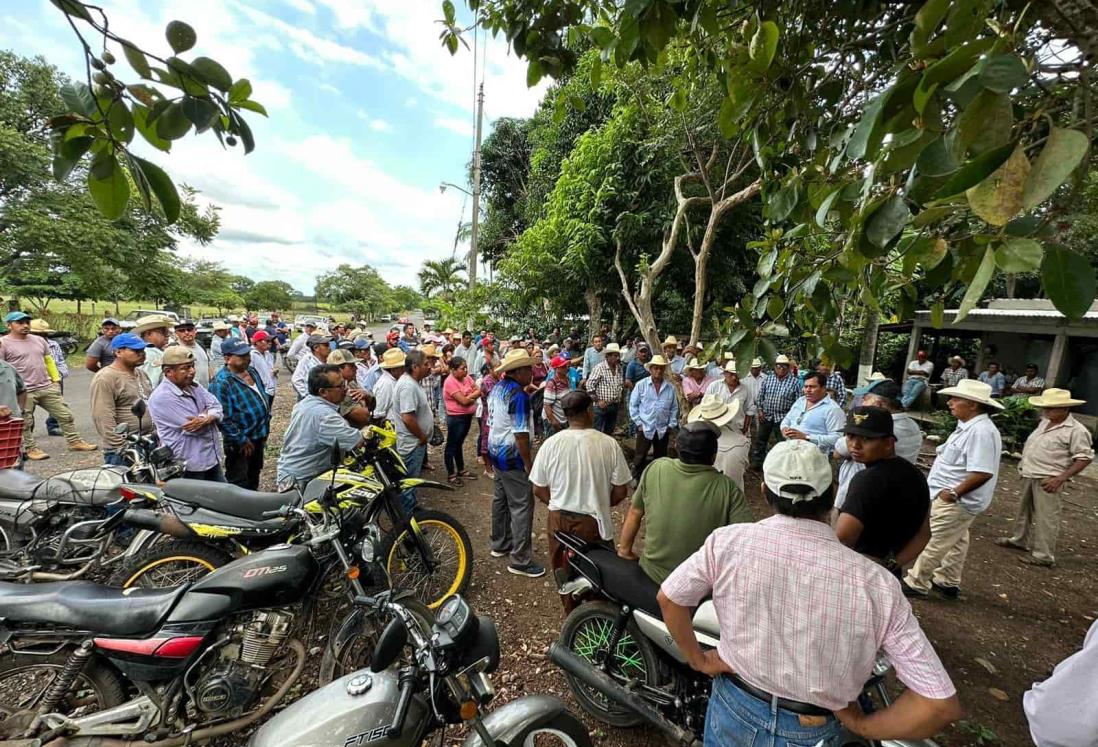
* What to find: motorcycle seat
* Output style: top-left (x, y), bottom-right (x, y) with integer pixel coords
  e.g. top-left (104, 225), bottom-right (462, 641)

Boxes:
top-left (0, 581), bottom-right (187, 635)
top-left (582, 546), bottom-right (662, 617)
top-left (0, 469), bottom-right (46, 501)
top-left (162, 479), bottom-right (294, 521)
top-left (693, 600), bottom-right (721, 637)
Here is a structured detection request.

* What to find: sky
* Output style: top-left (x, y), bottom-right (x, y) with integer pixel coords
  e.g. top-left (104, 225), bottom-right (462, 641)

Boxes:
top-left (1, 0), bottom-right (549, 293)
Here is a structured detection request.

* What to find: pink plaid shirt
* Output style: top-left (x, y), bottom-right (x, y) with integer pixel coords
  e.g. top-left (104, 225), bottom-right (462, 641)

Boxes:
top-left (661, 514), bottom-right (955, 710)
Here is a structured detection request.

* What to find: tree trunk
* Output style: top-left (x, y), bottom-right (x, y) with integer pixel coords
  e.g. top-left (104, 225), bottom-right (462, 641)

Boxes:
top-left (856, 309), bottom-right (880, 385)
top-left (76, 298), bottom-right (82, 315)
top-left (583, 287), bottom-right (602, 341)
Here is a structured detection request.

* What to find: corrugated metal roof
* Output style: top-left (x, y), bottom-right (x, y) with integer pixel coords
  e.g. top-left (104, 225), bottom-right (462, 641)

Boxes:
top-left (916, 308), bottom-right (1098, 321)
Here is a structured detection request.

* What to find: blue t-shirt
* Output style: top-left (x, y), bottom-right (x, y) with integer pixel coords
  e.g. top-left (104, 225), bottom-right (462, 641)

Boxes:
top-left (486, 377), bottom-right (532, 471)
top-left (567, 366), bottom-right (582, 390)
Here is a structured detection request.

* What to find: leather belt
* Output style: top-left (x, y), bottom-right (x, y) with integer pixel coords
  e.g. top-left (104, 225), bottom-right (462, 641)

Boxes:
top-left (728, 675), bottom-right (832, 718)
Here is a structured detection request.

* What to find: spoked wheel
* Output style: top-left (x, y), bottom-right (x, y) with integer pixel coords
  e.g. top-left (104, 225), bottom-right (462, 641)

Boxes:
top-left (109, 541), bottom-right (234, 588)
top-left (378, 510), bottom-right (472, 609)
top-left (558, 602), bottom-right (660, 728)
top-left (0, 650), bottom-right (125, 738)
top-left (319, 598), bottom-right (435, 684)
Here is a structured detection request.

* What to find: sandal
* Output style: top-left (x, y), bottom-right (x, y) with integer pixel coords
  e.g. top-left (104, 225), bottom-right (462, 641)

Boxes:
top-left (458, 470), bottom-right (477, 480)
top-left (447, 475), bottom-right (464, 487)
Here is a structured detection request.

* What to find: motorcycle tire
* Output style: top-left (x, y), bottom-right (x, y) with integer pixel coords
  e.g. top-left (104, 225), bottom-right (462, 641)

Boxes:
top-left (558, 601), bottom-right (661, 728)
top-left (503, 709), bottom-right (593, 747)
top-left (319, 597), bottom-right (435, 684)
top-left (378, 509), bottom-right (472, 610)
top-left (109, 540), bottom-right (234, 589)
top-left (0, 649), bottom-right (126, 735)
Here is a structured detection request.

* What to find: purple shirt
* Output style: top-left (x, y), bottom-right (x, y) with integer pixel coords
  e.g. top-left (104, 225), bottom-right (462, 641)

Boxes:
top-left (147, 380), bottom-right (224, 471)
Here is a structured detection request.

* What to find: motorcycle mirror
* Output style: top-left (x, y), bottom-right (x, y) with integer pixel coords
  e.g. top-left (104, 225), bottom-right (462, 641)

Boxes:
top-left (370, 616), bottom-right (408, 673)
top-left (131, 400), bottom-right (147, 419)
top-left (330, 443), bottom-right (343, 466)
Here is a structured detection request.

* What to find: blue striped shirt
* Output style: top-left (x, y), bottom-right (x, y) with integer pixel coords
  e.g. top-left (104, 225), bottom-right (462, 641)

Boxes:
top-left (486, 377), bottom-right (532, 471)
top-left (208, 366), bottom-right (271, 446)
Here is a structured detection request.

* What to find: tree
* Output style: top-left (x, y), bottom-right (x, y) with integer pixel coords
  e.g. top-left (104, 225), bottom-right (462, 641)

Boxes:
top-left (45, 0), bottom-right (267, 221)
top-left (417, 258), bottom-right (467, 300)
top-left (229, 275), bottom-right (255, 298)
top-left (315, 263), bottom-right (392, 319)
top-left (390, 285), bottom-right (423, 312)
top-left (450, 0), bottom-right (1097, 370)
top-left (245, 280), bottom-right (294, 311)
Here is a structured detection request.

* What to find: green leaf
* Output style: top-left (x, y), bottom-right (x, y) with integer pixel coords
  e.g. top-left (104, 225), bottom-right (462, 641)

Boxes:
top-left (669, 87), bottom-right (686, 113)
top-left (182, 96), bottom-right (218, 132)
top-left (129, 155), bottom-right (180, 223)
top-left (717, 95), bottom-right (737, 139)
top-left (994, 238), bottom-right (1043, 273)
top-left (931, 300), bottom-right (944, 328)
top-left (51, 135), bottom-right (93, 180)
top-left (590, 56), bottom-right (602, 87)
top-left (131, 103), bottom-right (171, 152)
top-left (526, 60), bottom-right (542, 87)
top-left (106, 102), bottom-right (134, 143)
top-left (120, 40), bottom-right (152, 78)
top-left (944, 0), bottom-right (995, 49)
top-left (913, 80), bottom-right (938, 115)
top-left (921, 38), bottom-right (994, 89)
top-left (910, 0), bottom-right (950, 57)
top-left (235, 99), bottom-right (268, 116)
top-left (191, 57), bottom-right (232, 92)
top-left (1021, 128), bottom-right (1089, 210)
top-left (965, 144), bottom-right (1029, 226)
top-left (155, 102), bottom-right (192, 140)
top-left (165, 20), bottom-right (197, 54)
top-left (60, 82), bottom-right (97, 118)
top-left (955, 246), bottom-right (995, 323)
top-left (766, 294), bottom-right (786, 319)
top-left (229, 78), bottom-right (253, 103)
top-left (911, 204), bottom-right (955, 228)
top-left (748, 21), bottom-right (779, 71)
top-left (49, 0), bottom-right (94, 21)
top-left (87, 153), bottom-right (130, 219)
top-left (767, 185), bottom-right (798, 223)
top-left (235, 115), bottom-right (255, 154)
top-left (978, 54), bottom-right (1028, 93)
top-left (846, 93), bottom-right (885, 161)
top-left (1042, 246), bottom-right (1096, 319)
top-left (916, 133), bottom-right (958, 176)
top-left (864, 195), bottom-right (911, 248)
top-left (956, 90), bottom-right (1012, 155)
top-left (442, 0), bottom-right (455, 24)
top-left (934, 141), bottom-right (1015, 198)
top-left (757, 248), bottom-right (778, 277)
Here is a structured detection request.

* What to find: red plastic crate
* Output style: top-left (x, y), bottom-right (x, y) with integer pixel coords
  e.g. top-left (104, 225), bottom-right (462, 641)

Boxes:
top-left (0, 418), bottom-right (24, 469)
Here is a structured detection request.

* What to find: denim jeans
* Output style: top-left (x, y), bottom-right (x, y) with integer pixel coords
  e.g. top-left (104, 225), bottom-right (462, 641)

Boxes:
top-left (901, 378), bottom-right (927, 409)
top-left (103, 450), bottom-right (128, 467)
top-left (444, 414), bottom-right (473, 476)
top-left (705, 675), bottom-right (840, 747)
top-left (593, 403), bottom-right (619, 435)
top-left (399, 443), bottom-right (427, 515)
top-left (751, 418), bottom-right (786, 469)
top-left (183, 464), bottom-right (226, 482)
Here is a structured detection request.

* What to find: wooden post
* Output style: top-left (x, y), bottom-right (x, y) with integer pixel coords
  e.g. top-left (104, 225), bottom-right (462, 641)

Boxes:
top-left (903, 324), bottom-right (922, 380)
top-left (1046, 332), bottom-right (1070, 386)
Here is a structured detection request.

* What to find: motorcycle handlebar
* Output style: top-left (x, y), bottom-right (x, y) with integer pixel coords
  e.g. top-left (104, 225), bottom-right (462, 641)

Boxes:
top-left (386, 673), bottom-right (416, 738)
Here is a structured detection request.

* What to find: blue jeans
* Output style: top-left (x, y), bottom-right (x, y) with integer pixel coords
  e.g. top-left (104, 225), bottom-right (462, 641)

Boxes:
top-left (399, 444), bottom-right (427, 515)
top-left (593, 403), bottom-right (618, 435)
top-left (103, 450), bottom-right (127, 467)
top-left (444, 414), bottom-right (473, 476)
top-left (901, 378), bottom-right (927, 408)
top-left (705, 675), bottom-right (840, 747)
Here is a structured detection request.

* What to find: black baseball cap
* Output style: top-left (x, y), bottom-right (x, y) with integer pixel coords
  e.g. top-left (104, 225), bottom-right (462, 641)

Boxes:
top-left (845, 406), bottom-right (894, 438)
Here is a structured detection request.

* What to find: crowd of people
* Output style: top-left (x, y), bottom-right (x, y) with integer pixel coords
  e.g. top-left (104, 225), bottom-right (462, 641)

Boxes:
top-left (0, 312), bottom-right (1093, 745)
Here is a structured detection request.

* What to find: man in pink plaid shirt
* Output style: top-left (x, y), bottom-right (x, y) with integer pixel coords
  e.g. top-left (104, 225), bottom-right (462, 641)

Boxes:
top-left (657, 439), bottom-right (962, 746)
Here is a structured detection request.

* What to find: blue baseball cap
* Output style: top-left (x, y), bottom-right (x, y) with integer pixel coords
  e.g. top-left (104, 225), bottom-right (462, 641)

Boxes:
top-left (353, 337), bottom-right (371, 349)
top-left (4, 312), bottom-right (31, 323)
top-left (111, 333), bottom-right (147, 351)
top-left (853, 377), bottom-right (893, 397)
top-left (221, 339), bottom-right (251, 356)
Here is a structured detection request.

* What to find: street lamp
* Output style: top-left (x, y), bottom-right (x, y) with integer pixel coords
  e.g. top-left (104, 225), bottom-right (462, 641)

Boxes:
top-left (439, 181), bottom-right (473, 197)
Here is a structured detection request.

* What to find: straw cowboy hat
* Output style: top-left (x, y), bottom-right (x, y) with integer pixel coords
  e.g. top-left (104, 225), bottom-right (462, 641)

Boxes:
top-left (603, 343), bottom-right (622, 354)
top-left (937, 379), bottom-right (1004, 410)
top-left (688, 394), bottom-right (741, 429)
top-left (420, 343), bottom-right (440, 358)
top-left (495, 348), bottom-right (536, 375)
top-left (723, 351), bottom-right (735, 361)
top-left (867, 371), bottom-right (888, 381)
top-left (949, 355), bottom-right (966, 366)
top-left (684, 357), bottom-right (708, 371)
top-left (751, 357), bottom-right (764, 368)
top-left (774, 354), bottom-right (791, 365)
top-left (645, 354), bottom-right (670, 370)
top-left (327, 349), bottom-right (357, 366)
top-left (661, 335), bottom-right (679, 347)
top-left (212, 321), bottom-right (232, 331)
top-left (133, 314), bottom-right (173, 335)
top-left (29, 319), bottom-right (54, 334)
top-left (723, 360), bottom-right (739, 374)
top-left (379, 348), bottom-right (407, 369)
top-left (1029, 388), bottom-right (1086, 408)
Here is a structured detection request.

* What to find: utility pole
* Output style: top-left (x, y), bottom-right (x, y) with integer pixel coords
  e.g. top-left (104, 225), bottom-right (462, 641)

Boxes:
top-left (468, 82), bottom-right (484, 291)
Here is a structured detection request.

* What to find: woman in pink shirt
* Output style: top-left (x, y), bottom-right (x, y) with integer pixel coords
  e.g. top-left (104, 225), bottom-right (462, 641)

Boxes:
top-left (442, 356), bottom-right (481, 486)
top-left (682, 358), bottom-right (715, 407)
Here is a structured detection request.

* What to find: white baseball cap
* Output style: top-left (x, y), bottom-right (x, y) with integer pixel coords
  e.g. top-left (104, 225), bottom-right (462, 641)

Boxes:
top-left (763, 440), bottom-right (832, 503)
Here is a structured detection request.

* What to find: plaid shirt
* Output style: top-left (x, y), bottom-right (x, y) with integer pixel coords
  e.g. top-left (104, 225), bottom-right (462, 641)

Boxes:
top-left (208, 366), bottom-right (271, 446)
top-left (940, 366), bottom-right (968, 387)
top-left (825, 371), bottom-right (846, 408)
top-left (585, 360), bottom-right (624, 403)
top-left (755, 372), bottom-right (801, 422)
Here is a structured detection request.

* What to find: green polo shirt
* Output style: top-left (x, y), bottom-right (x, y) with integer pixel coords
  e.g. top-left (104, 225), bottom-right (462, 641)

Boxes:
top-left (633, 457), bottom-right (753, 584)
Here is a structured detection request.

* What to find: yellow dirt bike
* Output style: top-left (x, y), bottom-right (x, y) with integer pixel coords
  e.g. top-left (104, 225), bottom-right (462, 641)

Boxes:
top-left (110, 425), bottom-right (472, 610)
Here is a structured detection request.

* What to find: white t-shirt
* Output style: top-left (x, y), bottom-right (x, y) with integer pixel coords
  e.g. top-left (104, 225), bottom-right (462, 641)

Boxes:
top-left (1024, 619), bottom-right (1098, 747)
top-left (529, 428), bottom-right (632, 540)
top-left (905, 359), bottom-right (934, 380)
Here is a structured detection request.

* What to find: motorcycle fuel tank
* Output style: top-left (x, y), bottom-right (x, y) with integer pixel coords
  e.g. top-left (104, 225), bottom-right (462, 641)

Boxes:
top-left (250, 668), bottom-right (429, 747)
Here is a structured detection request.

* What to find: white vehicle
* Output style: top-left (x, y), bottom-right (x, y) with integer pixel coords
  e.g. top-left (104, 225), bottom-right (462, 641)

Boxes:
top-left (294, 314), bottom-right (329, 332)
top-left (124, 309), bottom-right (180, 323)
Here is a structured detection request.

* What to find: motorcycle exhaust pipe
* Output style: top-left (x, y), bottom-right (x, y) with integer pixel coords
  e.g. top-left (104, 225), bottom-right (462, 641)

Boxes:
top-left (119, 510), bottom-right (191, 538)
top-left (548, 643), bottom-right (700, 747)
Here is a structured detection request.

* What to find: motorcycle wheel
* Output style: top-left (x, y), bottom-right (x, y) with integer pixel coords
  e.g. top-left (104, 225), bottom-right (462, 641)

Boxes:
top-left (558, 601), bottom-right (661, 728)
top-left (509, 710), bottom-right (592, 747)
top-left (109, 540), bottom-right (234, 588)
top-left (0, 650), bottom-right (125, 737)
top-left (378, 509), bottom-right (472, 609)
top-left (319, 597), bottom-right (435, 684)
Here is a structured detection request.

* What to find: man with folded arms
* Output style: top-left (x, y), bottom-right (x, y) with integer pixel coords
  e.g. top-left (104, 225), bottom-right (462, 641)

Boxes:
top-left (148, 346), bottom-right (224, 481)
top-left (658, 439), bottom-right (961, 745)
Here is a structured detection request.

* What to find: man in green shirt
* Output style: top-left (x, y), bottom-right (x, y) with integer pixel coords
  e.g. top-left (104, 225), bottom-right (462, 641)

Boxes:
top-left (618, 421), bottom-right (753, 583)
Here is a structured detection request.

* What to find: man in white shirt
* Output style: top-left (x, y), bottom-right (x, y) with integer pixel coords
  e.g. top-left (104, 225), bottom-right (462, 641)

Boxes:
top-left (172, 320), bottom-right (210, 388)
top-left (903, 379), bottom-right (1002, 600)
top-left (291, 334), bottom-right (331, 400)
top-left (740, 357), bottom-right (764, 420)
top-left (901, 349), bottom-right (934, 408)
top-left (249, 330), bottom-right (277, 402)
top-left (371, 347), bottom-right (406, 425)
top-left (530, 389), bottom-right (632, 612)
top-left (286, 321), bottom-right (318, 361)
top-left (1024, 618), bottom-right (1098, 746)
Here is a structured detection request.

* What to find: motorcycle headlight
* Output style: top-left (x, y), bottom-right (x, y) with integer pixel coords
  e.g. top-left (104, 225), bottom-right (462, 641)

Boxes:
top-left (359, 525), bottom-right (382, 563)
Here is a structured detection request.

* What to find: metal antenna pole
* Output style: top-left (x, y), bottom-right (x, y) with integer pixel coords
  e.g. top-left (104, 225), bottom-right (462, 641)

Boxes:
top-left (468, 82), bottom-right (484, 291)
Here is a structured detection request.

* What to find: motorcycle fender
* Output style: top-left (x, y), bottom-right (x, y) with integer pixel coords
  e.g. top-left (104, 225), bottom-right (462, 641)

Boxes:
top-left (399, 478), bottom-right (454, 492)
top-left (121, 529), bottom-right (161, 563)
top-left (462, 694), bottom-right (578, 747)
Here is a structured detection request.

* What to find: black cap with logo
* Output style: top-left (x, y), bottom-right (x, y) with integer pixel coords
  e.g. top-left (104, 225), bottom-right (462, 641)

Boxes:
top-left (844, 406), bottom-right (894, 438)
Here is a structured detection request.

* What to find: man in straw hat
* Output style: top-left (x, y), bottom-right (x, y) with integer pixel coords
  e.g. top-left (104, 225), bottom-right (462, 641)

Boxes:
top-left (661, 335), bottom-right (686, 378)
top-left (657, 439), bottom-right (960, 744)
top-left (903, 379), bottom-right (1003, 600)
top-left (995, 388), bottom-right (1093, 567)
top-left (750, 354), bottom-right (800, 470)
top-left (682, 357), bottom-right (715, 408)
top-left (372, 347), bottom-right (406, 426)
top-left (133, 314), bottom-right (173, 389)
top-left (628, 353), bottom-right (679, 478)
top-left (208, 320), bottom-right (232, 373)
top-left (688, 394), bottom-right (750, 492)
top-left (940, 355), bottom-right (969, 389)
top-left (585, 342), bottom-right (624, 435)
top-left (705, 360), bottom-right (752, 435)
top-left (486, 347), bottom-right (544, 578)
top-left (148, 346), bottom-right (224, 482)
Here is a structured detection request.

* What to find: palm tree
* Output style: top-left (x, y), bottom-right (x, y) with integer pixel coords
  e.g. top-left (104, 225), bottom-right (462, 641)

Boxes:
top-left (417, 258), bottom-right (466, 299)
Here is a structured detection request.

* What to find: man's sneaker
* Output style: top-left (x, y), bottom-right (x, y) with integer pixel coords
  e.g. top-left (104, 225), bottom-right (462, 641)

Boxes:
top-left (995, 537), bottom-right (1027, 551)
top-left (507, 562), bottom-right (546, 578)
top-left (900, 580), bottom-right (927, 598)
top-left (931, 581), bottom-right (960, 600)
top-left (25, 448), bottom-right (49, 461)
top-left (490, 548), bottom-right (511, 558)
top-left (68, 440), bottom-right (98, 452)
top-left (1021, 556), bottom-right (1055, 568)
top-left (47, 430), bottom-right (63, 437)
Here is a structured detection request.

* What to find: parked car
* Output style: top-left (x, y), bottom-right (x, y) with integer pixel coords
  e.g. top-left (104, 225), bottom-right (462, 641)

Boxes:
top-left (194, 317), bottom-right (223, 349)
top-left (124, 309), bottom-right (180, 322)
top-left (294, 314), bottom-right (329, 331)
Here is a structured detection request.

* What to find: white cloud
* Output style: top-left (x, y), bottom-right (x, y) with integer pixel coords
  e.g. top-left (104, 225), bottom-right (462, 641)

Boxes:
top-left (237, 4), bottom-right (385, 68)
top-left (318, 82), bottom-right (342, 96)
top-left (434, 117), bottom-right (473, 137)
top-left (281, 0), bottom-right (316, 14)
top-left (369, 119), bottom-right (392, 132)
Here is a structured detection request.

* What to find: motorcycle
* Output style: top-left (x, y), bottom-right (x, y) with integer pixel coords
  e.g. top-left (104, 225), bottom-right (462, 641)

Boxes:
top-left (547, 531), bottom-right (939, 747)
top-left (113, 427), bottom-right (472, 610)
top-left (0, 404), bottom-right (183, 583)
top-left (0, 474), bottom-right (409, 744)
top-left (252, 591), bottom-right (593, 747)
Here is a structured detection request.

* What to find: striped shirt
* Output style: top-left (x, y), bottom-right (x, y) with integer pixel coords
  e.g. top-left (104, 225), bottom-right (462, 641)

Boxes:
top-left (755, 372), bottom-right (801, 422)
top-left (208, 366), bottom-right (271, 446)
top-left (486, 376), bottom-right (532, 471)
